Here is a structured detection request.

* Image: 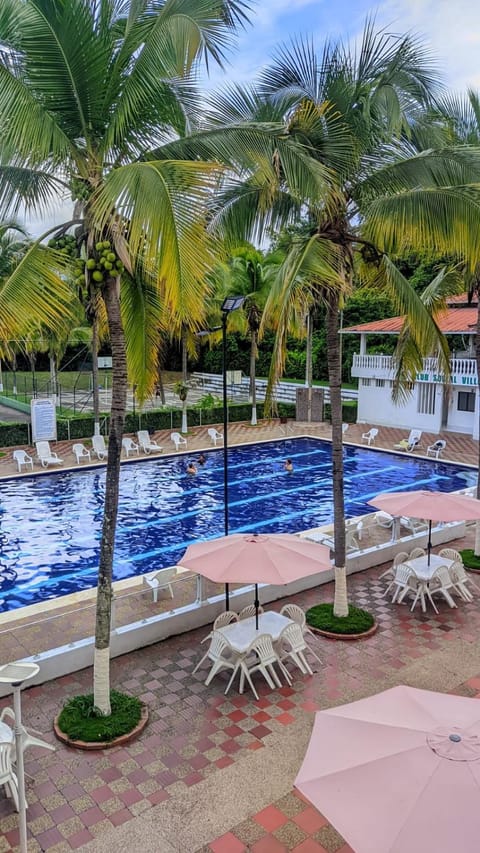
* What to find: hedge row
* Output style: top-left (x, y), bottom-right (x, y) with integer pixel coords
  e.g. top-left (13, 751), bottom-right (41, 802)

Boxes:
top-left (0, 401), bottom-right (299, 448)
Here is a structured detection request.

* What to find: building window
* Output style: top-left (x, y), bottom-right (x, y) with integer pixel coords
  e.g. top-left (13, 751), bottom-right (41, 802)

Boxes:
top-left (457, 391), bottom-right (476, 412)
top-left (375, 379), bottom-right (385, 387)
top-left (362, 378), bottom-right (372, 387)
top-left (417, 383), bottom-right (436, 415)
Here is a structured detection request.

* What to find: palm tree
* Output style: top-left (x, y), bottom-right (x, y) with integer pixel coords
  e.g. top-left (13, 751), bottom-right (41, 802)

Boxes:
top-left (200, 23), bottom-right (480, 617)
top-left (0, 0), bottom-right (252, 714)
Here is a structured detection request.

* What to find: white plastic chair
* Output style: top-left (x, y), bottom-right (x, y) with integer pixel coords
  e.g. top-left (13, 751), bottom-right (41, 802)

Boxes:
top-left (200, 611), bottom-right (239, 645)
top-left (0, 707), bottom-right (56, 762)
top-left (12, 450), bottom-right (33, 473)
top-left (35, 441), bottom-right (63, 468)
top-left (207, 427), bottom-right (223, 446)
top-left (429, 565), bottom-right (457, 609)
top-left (194, 633), bottom-right (244, 695)
top-left (427, 440), bottom-right (446, 459)
top-left (137, 430), bottom-right (162, 454)
top-left (342, 423), bottom-right (349, 434)
top-left (390, 564), bottom-right (418, 604)
top-left (0, 741), bottom-right (19, 811)
top-left (361, 428), bottom-right (378, 446)
top-left (394, 429), bottom-right (422, 452)
top-left (122, 437), bottom-right (139, 458)
top-left (142, 568), bottom-right (176, 602)
top-left (72, 443), bottom-right (91, 464)
top-left (280, 603), bottom-right (322, 664)
top-left (91, 434), bottom-right (107, 460)
top-left (448, 562), bottom-right (474, 601)
top-left (238, 604), bottom-right (264, 621)
top-left (438, 548), bottom-right (462, 563)
top-left (449, 561), bottom-right (480, 597)
top-left (409, 547), bottom-right (426, 559)
top-left (274, 623), bottom-right (313, 676)
top-left (236, 634), bottom-right (290, 698)
top-left (380, 551), bottom-right (409, 586)
top-left (171, 431), bottom-right (187, 451)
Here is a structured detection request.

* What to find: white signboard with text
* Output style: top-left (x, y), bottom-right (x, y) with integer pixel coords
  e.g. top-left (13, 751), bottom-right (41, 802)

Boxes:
top-left (31, 398), bottom-right (57, 442)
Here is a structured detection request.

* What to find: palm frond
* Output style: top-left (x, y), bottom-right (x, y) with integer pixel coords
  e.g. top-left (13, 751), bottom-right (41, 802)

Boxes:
top-left (120, 271), bottom-right (166, 401)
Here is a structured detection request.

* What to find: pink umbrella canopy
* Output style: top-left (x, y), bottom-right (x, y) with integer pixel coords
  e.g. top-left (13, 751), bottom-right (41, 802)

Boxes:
top-left (367, 489), bottom-right (480, 522)
top-left (295, 686), bottom-right (480, 853)
top-left (178, 533), bottom-right (331, 585)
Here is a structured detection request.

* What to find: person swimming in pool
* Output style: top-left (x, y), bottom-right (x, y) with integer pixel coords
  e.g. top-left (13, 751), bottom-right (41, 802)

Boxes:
top-left (197, 454), bottom-right (207, 465)
top-left (186, 461), bottom-right (197, 475)
top-left (284, 458), bottom-right (293, 472)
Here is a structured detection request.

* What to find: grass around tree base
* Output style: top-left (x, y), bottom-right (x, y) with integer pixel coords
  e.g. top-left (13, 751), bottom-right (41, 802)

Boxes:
top-left (306, 603), bottom-right (375, 635)
top-left (460, 549), bottom-right (480, 571)
top-left (57, 690), bottom-right (142, 742)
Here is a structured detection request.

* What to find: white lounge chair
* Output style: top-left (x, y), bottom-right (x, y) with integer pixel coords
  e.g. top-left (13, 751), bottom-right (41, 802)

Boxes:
top-left (72, 443), bottom-right (91, 464)
top-left (342, 423), bottom-right (349, 434)
top-left (394, 429), bottom-right (422, 452)
top-left (122, 437), bottom-right (139, 458)
top-left (91, 434), bottom-right (107, 460)
top-left (171, 431), bottom-right (187, 451)
top-left (207, 427), bottom-right (223, 446)
top-left (12, 450), bottom-right (33, 473)
top-left (400, 516), bottom-right (428, 535)
top-left (137, 430), bottom-right (162, 454)
top-left (427, 439), bottom-right (446, 459)
top-left (35, 441), bottom-right (63, 468)
top-left (143, 568), bottom-right (177, 602)
top-left (361, 427), bottom-right (378, 446)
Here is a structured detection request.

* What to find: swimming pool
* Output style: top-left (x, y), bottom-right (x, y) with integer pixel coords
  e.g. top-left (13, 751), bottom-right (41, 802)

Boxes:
top-left (0, 437), bottom-right (473, 611)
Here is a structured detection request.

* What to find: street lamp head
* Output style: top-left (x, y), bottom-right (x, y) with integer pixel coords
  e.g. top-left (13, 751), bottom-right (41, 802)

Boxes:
top-left (221, 295), bottom-right (245, 313)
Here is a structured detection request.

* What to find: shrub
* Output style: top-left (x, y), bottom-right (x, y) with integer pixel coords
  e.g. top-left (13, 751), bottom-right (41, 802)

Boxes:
top-left (306, 603), bottom-right (374, 635)
top-left (57, 690), bottom-right (142, 742)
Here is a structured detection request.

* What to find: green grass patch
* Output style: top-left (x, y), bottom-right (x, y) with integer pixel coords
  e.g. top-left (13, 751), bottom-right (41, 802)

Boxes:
top-left (460, 549), bottom-right (480, 571)
top-left (57, 690), bottom-right (142, 742)
top-left (306, 603), bottom-right (375, 635)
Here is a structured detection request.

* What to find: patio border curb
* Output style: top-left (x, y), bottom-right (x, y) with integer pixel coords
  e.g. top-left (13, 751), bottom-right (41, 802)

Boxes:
top-left (308, 621), bottom-right (378, 641)
top-left (53, 704), bottom-right (149, 750)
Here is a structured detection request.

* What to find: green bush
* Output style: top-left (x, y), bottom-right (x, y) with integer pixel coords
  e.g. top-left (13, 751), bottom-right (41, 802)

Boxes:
top-left (306, 603), bottom-right (374, 635)
top-left (0, 422), bottom-right (31, 447)
top-left (323, 401), bottom-right (358, 423)
top-left (57, 690), bottom-right (142, 742)
top-left (460, 549), bottom-right (480, 571)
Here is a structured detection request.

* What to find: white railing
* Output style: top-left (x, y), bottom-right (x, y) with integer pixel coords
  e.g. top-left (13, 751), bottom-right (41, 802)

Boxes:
top-left (352, 354), bottom-right (478, 384)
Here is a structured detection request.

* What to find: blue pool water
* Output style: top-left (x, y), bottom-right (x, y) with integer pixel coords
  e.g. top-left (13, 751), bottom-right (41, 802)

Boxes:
top-left (0, 437), bottom-right (473, 611)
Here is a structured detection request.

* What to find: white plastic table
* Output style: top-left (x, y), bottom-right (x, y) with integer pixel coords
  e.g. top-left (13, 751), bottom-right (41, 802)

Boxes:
top-left (217, 612), bottom-right (292, 653)
top-left (406, 554), bottom-right (454, 581)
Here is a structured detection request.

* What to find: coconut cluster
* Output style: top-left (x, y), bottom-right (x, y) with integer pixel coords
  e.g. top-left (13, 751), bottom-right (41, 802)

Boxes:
top-left (76, 241), bottom-right (125, 286)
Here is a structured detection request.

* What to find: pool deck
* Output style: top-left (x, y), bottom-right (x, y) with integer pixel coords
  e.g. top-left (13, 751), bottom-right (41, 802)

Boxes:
top-left (0, 421), bottom-right (479, 851)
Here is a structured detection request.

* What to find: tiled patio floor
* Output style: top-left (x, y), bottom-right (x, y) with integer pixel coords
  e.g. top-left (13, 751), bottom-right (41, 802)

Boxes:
top-left (2, 527), bottom-right (480, 851)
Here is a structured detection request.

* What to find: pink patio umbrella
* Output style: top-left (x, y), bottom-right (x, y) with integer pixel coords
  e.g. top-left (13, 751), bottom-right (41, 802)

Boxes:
top-left (295, 685), bottom-right (480, 853)
top-left (179, 533), bottom-right (332, 627)
top-left (368, 489), bottom-right (480, 564)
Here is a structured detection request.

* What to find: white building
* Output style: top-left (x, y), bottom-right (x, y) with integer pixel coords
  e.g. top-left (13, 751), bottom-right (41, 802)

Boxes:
top-left (343, 294), bottom-right (479, 439)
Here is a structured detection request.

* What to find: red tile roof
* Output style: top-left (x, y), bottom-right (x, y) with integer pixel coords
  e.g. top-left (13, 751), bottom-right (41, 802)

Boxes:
top-left (343, 307), bottom-right (478, 335)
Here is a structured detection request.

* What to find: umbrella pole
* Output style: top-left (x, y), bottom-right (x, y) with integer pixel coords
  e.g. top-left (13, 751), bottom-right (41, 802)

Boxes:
top-left (255, 584), bottom-right (259, 630)
top-left (427, 520), bottom-right (432, 566)
top-left (225, 583), bottom-right (230, 610)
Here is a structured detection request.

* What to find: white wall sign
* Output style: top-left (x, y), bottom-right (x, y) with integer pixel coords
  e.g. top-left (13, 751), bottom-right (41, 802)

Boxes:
top-left (31, 398), bottom-right (57, 442)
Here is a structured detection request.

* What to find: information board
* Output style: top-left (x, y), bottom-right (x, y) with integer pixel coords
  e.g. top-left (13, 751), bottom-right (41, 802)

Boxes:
top-left (31, 398), bottom-right (57, 442)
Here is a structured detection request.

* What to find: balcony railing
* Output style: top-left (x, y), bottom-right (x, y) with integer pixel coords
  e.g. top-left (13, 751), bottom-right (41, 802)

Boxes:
top-left (352, 354), bottom-right (478, 386)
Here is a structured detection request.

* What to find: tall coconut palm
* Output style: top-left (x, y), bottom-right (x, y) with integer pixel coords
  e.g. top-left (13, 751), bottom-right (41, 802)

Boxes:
top-left (0, 0), bottom-right (253, 714)
top-left (196, 23), bottom-right (480, 617)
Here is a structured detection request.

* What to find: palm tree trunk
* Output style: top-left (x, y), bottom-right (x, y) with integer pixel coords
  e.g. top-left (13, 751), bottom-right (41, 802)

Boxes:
top-left (181, 398), bottom-right (188, 434)
top-left (92, 308), bottom-right (101, 436)
top-left (156, 369), bottom-right (166, 405)
top-left (326, 293), bottom-right (348, 617)
top-left (475, 298), bottom-right (480, 555)
top-left (94, 275), bottom-right (127, 715)
top-left (49, 353), bottom-right (57, 403)
top-left (250, 330), bottom-right (258, 426)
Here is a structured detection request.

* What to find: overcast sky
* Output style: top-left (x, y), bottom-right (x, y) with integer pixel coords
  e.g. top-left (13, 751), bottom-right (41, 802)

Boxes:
top-left (25, 0), bottom-right (480, 236)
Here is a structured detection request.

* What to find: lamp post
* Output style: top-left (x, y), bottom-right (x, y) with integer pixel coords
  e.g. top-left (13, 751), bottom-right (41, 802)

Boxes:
top-left (221, 296), bottom-right (245, 608)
